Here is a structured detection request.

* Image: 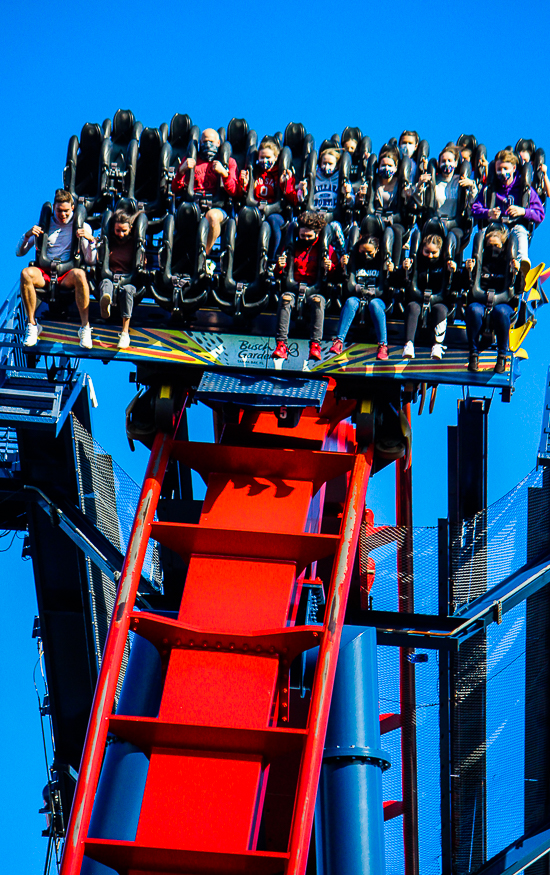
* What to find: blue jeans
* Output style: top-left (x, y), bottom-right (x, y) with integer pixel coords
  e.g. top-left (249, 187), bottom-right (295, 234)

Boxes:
top-left (335, 296), bottom-right (387, 344)
top-left (466, 302), bottom-right (513, 353)
top-left (266, 213), bottom-right (285, 260)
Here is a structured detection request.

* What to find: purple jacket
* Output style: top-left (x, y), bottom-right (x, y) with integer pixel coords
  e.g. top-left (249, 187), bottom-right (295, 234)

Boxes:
top-left (471, 171), bottom-right (545, 226)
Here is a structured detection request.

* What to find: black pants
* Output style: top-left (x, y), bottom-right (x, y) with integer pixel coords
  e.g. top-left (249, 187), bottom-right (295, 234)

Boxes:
top-left (405, 301), bottom-right (448, 343)
top-left (276, 291), bottom-right (326, 343)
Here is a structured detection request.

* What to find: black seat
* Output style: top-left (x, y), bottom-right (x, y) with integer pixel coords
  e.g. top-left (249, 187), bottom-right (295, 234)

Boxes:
top-left (516, 138), bottom-right (547, 203)
top-left (406, 224), bottom-right (458, 324)
top-left (153, 203), bottom-right (209, 315)
top-left (282, 122), bottom-right (316, 209)
top-left (63, 121), bottom-right (110, 216)
top-left (213, 207), bottom-right (271, 319)
top-left (134, 127), bottom-right (171, 221)
top-left (99, 109), bottom-right (142, 205)
top-left (96, 209), bottom-right (149, 306)
top-left (280, 221), bottom-right (338, 320)
top-left (167, 113), bottom-right (200, 177)
top-left (469, 225), bottom-right (519, 309)
top-left (420, 156), bottom-right (473, 250)
top-left (226, 118), bottom-right (257, 175)
top-left (32, 201), bottom-right (88, 309)
top-left (341, 223), bottom-right (396, 332)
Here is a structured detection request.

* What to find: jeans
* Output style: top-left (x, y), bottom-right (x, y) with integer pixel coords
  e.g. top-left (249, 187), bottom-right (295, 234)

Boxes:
top-left (266, 213), bottom-right (285, 260)
top-left (405, 301), bottom-right (448, 343)
top-left (99, 278), bottom-right (136, 320)
top-left (276, 291), bottom-right (325, 343)
top-left (466, 302), bottom-right (513, 353)
top-left (335, 296), bottom-right (387, 344)
top-left (511, 225), bottom-right (529, 261)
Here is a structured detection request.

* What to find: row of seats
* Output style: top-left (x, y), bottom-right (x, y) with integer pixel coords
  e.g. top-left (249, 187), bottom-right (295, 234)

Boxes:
top-left (63, 111), bottom-right (548, 230)
top-left (35, 198), bottom-right (527, 333)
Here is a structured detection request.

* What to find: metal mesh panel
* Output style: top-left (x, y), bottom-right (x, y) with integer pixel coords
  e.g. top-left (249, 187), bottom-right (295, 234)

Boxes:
top-left (71, 415), bottom-right (162, 695)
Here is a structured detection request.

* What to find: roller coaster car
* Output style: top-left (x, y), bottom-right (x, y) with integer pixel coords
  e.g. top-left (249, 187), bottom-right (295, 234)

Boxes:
top-left (468, 224), bottom-right (521, 337)
top-left (98, 109), bottom-right (142, 206)
top-left (212, 207), bottom-right (271, 320)
top-left (153, 202), bottom-right (209, 316)
top-left (406, 223), bottom-right (459, 327)
top-left (225, 117), bottom-right (257, 175)
top-left (420, 157), bottom-right (474, 249)
top-left (340, 223), bottom-right (397, 335)
top-left (95, 208), bottom-right (149, 311)
top-left (279, 221), bottom-right (338, 324)
top-left (282, 122), bottom-right (316, 210)
top-left (30, 202), bottom-right (88, 313)
top-left (133, 127), bottom-right (171, 223)
top-left (63, 120), bottom-right (110, 218)
top-left (165, 113), bottom-right (200, 178)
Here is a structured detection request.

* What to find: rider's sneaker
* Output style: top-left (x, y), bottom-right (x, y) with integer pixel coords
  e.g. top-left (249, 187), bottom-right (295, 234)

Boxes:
top-left (309, 341), bottom-right (322, 361)
top-left (431, 343), bottom-right (444, 360)
top-left (23, 322), bottom-right (42, 347)
top-left (494, 353), bottom-right (507, 374)
top-left (205, 259), bottom-right (216, 277)
top-left (330, 339), bottom-right (343, 355)
top-left (402, 341), bottom-right (415, 359)
top-left (78, 325), bottom-right (93, 350)
top-left (272, 341), bottom-right (288, 360)
top-left (100, 292), bottom-right (112, 319)
top-left (117, 332), bottom-right (131, 350)
top-left (468, 353), bottom-right (479, 373)
top-left (376, 343), bottom-right (389, 361)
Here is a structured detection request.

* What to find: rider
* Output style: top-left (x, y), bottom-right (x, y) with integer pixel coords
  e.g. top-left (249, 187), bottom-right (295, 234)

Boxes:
top-left (17, 189), bottom-right (96, 349)
top-left (98, 208), bottom-right (141, 350)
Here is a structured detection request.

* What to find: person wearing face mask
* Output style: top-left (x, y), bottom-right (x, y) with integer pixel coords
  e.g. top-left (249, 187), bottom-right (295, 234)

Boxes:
top-left (171, 128), bottom-right (238, 261)
top-left (471, 149), bottom-right (544, 267)
top-left (272, 211), bottom-right (339, 361)
top-left (237, 136), bottom-right (297, 259)
top-left (399, 233), bottom-right (458, 360)
top-left (398, 131), bottom-right (422, 182)
top-left (329, 234), bottom-right (391, 360)
top-left (416, 144), bottom-right (477, 253)
top-left (464, 228), bottom-right (520, 374)
top-left (296, 148), bottom-right (354, 256)
top-left (359, 146), bottom-right (413, 261)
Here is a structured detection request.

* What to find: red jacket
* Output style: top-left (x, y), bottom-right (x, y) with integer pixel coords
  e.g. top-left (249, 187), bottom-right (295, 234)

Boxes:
top-left (278, 238), bottom-right (338, 283)
top-left (237, 166), bottom-right (299, 206)
top-left (172, 156), bottom-right (238, 197)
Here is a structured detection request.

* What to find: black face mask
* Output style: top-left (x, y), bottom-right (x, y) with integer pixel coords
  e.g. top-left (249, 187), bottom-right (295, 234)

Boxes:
top-left (200, 141), bottom-right (218, 161)
top-left (258, 157), bottom-right (275, 171)
top-left (486, 245), bottom-right (502, 258)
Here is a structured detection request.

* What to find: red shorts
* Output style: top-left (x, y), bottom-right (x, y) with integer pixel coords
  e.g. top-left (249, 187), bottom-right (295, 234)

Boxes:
top-left (38, 267), bottom-right (72, 286)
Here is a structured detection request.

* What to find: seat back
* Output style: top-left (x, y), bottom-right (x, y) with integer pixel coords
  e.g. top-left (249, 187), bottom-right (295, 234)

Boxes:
top-left (97, 209), bottom-right (147, 285)
top-left (227, 118), bottom-right (256, 173)
top-left (134, 127), bottom-right (166, 206)
top-left (35, 201), bottom-right (86, 276)
top-left (283, 122), bottom-right (315, 181)
top-left (470, 225), bottom-right (518, 306)
top-left (168, 113), bottom-right (200, 169)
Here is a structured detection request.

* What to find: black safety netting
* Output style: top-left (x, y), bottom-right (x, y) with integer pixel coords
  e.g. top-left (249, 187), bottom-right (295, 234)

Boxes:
top-left (71, 415), bottom-right (162, 696)
top-left (372, 466), bottom-right (550, 874)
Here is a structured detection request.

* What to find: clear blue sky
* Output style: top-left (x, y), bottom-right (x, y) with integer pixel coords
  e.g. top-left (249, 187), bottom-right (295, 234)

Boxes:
top-left (1, 0), bottom-right (550, 871)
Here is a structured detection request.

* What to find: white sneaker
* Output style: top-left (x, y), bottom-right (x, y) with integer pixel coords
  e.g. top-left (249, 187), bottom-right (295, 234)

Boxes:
top-left (100, 293), bottom-right (112, 319)
top-left (205, 259), bottom-right (215, 277)
top-left (117, 332), bottom-right (130, 350)
top-left (431, 343), bottom-right (444, 360)
top-left (78, 325), bottom-right (93, 350)
top-left (23, 322), bottom-right (42, 347)
top-left (402, 341), bottom-right (415, 359)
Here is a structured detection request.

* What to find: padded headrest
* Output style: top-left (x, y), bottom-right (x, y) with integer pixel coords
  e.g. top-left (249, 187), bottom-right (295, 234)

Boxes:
top-left (80, 123), bottom-right (102, 151)
top-left (139, 127), bottom-right (162, 158)
top-left (342, 126), bottom-right (362, 144)
top-left (237, 207), bottom-right (261, 237)
top-left (170, 113), bottom-right (192, 146)
top-left (457, 133), bottom-right (477, 152)
top-left (515, 137), bottom-right (536, 157)
top-left (227, 118), bottom-right (249, 151)
top-left (112, 109), bottom-right (135, 142)
top-left (284, 122), bottom-right (306, 154)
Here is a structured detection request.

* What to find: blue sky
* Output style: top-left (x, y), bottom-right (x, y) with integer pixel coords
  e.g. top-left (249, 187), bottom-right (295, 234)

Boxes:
top-left (2, 0), bottom-right (550, 871)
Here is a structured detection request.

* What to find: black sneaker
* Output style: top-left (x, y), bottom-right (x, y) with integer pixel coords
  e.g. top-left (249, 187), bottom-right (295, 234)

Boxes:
top-left (494, 353), bottom-right (507, 374)
top-left (468, 353), bottom-right (479, 373)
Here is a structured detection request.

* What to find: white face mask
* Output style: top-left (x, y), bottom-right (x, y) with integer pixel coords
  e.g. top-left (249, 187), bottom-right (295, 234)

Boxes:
top-left (400, 142), bottom-right (415, 158)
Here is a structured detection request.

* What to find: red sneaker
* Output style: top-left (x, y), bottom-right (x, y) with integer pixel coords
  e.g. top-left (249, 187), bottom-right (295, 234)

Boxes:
top-left (330, 339), bottom-right (343, 355)
top-left (376, 343), bottom-right (389, 361)
top-left (272, 341), bottom-right (288, 360)
top-left (309, 341), bottom-right (322, 361)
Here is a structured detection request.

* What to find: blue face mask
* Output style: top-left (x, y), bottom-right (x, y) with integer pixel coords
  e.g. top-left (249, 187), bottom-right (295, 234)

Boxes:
top-left (440, 162), bottom-right (454, 175)
top-left (258, 157), bottom-right (275, 171)
top-left (497, 169), bottom-right (514, 184)
top-left (379, 165), bottom-right (394, 179)
top-left (200, 141), bottom-right (218, 161)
